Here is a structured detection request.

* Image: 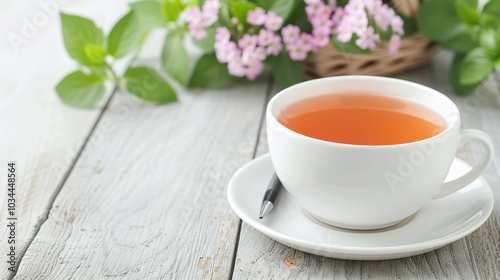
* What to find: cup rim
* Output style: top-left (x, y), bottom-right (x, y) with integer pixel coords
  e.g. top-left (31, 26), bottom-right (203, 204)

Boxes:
top-left (267, 75), bottom-right (460, 148)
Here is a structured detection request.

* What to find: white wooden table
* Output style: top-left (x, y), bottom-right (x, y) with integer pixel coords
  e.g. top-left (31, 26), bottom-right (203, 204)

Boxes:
top-left (1, 1), bottom-right (499, 279)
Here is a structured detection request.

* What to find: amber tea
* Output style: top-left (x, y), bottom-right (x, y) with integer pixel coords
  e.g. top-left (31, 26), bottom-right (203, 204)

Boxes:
top-left (277, 93), bottom-right (446, 145)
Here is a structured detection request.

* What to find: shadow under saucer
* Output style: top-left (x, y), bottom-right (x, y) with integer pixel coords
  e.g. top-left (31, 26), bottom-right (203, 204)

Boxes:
top-left (301, 208), bottom-right (418, 233)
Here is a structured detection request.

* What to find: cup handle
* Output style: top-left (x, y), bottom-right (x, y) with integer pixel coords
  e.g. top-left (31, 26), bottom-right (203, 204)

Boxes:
top-left (432, 129), bottom-right (494, 199)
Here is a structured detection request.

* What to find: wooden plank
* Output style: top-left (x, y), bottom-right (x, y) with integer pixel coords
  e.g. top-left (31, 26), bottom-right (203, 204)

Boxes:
top-left (428, 51), bottom-right (500, 279)
top-left (12, 33), bottom-right (271, 277)
top-left (233, 51), bottom-right (500, 279)
top-left (429, 51), bottom-right (500, 227)
top-left (0, 1), bottom-right (130, 278)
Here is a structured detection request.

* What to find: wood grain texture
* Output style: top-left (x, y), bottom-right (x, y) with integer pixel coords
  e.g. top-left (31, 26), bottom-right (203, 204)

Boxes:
top-left (0, 1), bottom-right (129, 279)
top-left (3, 1), bottom-right (499, 276)
top-left (12, 42), bottom-right (271, 278)
top-left (233, 51), bottom-right (500, 280)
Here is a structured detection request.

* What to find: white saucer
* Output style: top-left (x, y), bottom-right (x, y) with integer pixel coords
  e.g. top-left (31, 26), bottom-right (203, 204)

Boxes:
top-left (227, 154), bottom-right (494, 260)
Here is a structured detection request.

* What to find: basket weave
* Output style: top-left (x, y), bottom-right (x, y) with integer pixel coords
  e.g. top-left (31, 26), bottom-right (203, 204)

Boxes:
top-left (304, 0), bottom-right (437, 79)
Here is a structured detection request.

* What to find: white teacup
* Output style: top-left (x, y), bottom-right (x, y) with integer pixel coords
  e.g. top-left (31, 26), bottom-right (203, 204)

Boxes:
top-left (266, 76), bottom-right (494, 230)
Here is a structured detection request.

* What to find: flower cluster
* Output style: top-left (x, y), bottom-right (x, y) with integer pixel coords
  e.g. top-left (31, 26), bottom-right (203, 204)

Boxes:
top-left (185, 0), bottom-right (221, 39)
top-left (214, 8), bottom-right (285, 80)
top-left (333, 0), bottom-right (404, 53)
top-left (185, 0), bottom-right (405, 80)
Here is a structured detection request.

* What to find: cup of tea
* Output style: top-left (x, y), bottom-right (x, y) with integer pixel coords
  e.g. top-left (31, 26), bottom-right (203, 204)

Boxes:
top-left (266, 76), bottom-right (494, 230)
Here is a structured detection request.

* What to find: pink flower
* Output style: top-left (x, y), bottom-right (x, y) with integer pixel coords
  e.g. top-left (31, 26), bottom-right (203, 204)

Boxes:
top-left (351, 12), bottom-right (368, 35)
top-left (345, 0), bottom-right (365, 15)
top-left (258, 29), bottom-right (274, 46)
top-left (266, 36), bottom-right (283, 56)
top-left (355, 26), bottom-right (380, 50)
top-left (185, 0), bottom-right (220, 40)
top-left (311, 17), bottom-right (333, 36)
top-left (282, 24), bottom-right (300, 44)
top-left (389, 34), bottom-right (401, 54)
top-left (201, 0), bottom-right (220, 26)
top-left (228, 58), bottom-right (246, 77)
top-left (314, 33), bottom-right (329, 47)
top-left (374, 9), bottom-right (390, 31)
top-left (186, 7), bottom-right (203, 25)
top-left (331, 7), bottom-right (344, 26)
top-left (207, 0), bottom-right (403, 81)
top-left (203, 0), bottom-right (221, 14)
top-left (305, 3), bottom-right (321, 19)
top-left (317, 2), bottom-right (333, 18)
top-left (391, 17), bottom-right (404, 35)
top-left (336, 20), bottom-right (353, 42)
top-left (242, 47), bottom-right (257, 65)
top-left (202, 13), bottom-right (218, 26)
top-left (254, 47), bottom-right (267, 61)
top-left (242, 47), bottom-right (266, 64)
top-left (287, 43), bottom-right (308, 61)
top-left (245, 60), bottom-right (264, 80)
top-left (215, 41), bottom-right (238, 63)
top-left (247, 7), bottom-right (267, 26)
top-left (365, 0), bottom-right (383, 16)
top-left (264, 12), bottom-right (284, 31)
top-left (189, 24), bottom-right (208, 39)
top-left (215, 27), bottom-right (230, 43)
top-left (238, 34), bottom-right (258, 50)
top-left (299, 33), bottom-right (316, 52)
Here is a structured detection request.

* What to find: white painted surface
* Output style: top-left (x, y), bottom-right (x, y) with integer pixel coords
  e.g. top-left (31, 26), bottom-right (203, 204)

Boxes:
top-left (0, 1), bottom-right (498, 278)
top-left (0, 1), bottom-right (129, 278)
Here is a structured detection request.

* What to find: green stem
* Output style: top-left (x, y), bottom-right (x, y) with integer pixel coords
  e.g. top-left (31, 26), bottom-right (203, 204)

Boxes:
top-left (104, 61), bottom-right (120, 83)
top-left (166, 22), bottom-right (180, 32)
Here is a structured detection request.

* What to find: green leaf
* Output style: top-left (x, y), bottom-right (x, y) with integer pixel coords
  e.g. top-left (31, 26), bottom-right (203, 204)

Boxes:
top-left (55, 70), bottom-right (105, 108)
top-left (483, 0), bottom-right (500, 17)
top-left (185, 0), bottom-right (198, 8)
top-left (230, 1), bottom-right (258, 24)
top-left (287, 0), bottom-right (310, 32)
top-left (188, 54), bottom-right (236, 88)
top-left (479, 14), bottom-right (500, 27)
top-left (256, 0), bottom-right (272, 10)
top-left (60, 13), bottom-right (105, 65)
top-left (439, 26), bottom-right (478, 53)
top-left (337, 0), bottom-right (348, 6)
top-left (367, 14), bottom-right (390, 40)
top-left (124, 66), bottom-right (177, 103)
top-left (162, 31), bottom-right (189, 85)
top-left (257, 0), bottom-right (294, 22)
top-left (192, 27), bottom-right (216, 53)
top-left (162, 0), bottom-right (184, 21)
top-left (274, 52), bottom-right (303, 88)
top-left (455, 0), bottom-right (480, 25)
top-left (396, 11), bottom-right (418, 36)
top-left (460, 48), bottom-right (494, 85)
top-left (463, 0), bottom-right (478, 7)
top-left (331, 36), bottom-right (371, 54)
top-left (84, 44), bottom-right (106, 64)
top-left (479, 25), bottom-right (500, 59)
top-left (417, 0), bottom-right (463, 42)
top-left (130, 1), bottom-right (167, 33)
top-left (107, 11), bottom-right (141, 59)
top-left (496, 59), bottom-right (500, 72)
top-left (450, 54), bottom-right (480, 95)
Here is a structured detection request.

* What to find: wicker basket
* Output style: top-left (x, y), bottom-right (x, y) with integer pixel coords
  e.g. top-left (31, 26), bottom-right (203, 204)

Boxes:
top-left (304, 0), bottom-right (437, 79)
